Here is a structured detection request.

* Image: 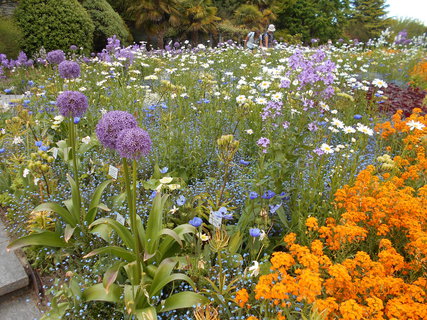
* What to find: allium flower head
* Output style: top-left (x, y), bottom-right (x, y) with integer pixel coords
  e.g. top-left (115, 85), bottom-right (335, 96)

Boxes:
top-left (96, 111), bottom-right (138, 150)
top-left (47, 50), bottom-right (65, 64)
top-left (116, 127), bottom-right (152, 160)
top-left (56, 91), bottom-right (88, 118)
top-left (58, 60), bottom-right (80, 79)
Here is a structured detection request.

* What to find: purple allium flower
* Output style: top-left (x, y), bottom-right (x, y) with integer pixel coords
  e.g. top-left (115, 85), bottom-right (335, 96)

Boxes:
top-left (174, 42), bottom-right (180, 48)
top-left (116, 127), bottom-right (152, 160)
top-left (189, 217), bottom-right (203, 227)
top-left (69, 45), bottom-right (78, 51)
top-left (96, 111), bottom-right (138, 150)
top-left (58, 60), bottom-right (81, 79)
top-left (47, 50), bottom-right (65, 64)
top-left (249, 228), bottom-right (261, 237)
top-left (56, 91), bottom-right (88, 118)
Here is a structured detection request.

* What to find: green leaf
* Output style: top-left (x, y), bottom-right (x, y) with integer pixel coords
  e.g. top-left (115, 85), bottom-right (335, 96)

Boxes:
top-left (160, 228), bottom-right (182, 247)
top-left (82, 283), bottom-right (122, 303)
top-left (90, 218), bottom-right (134, 249)
top-left (149, 258), bottom-right (195, 297)
top-left (228, 231), bottom-right (242, 254)
top-left (146, 194), bottom-right (168, 255)
top-left (158, 292), bottom-right (209, 313)
top-left (135, 307), bottom-right (157, 320)
top-left (7, 231), bottom-right (69, 250)
top-left (103, 261), bottom-right (125, 293)
top-left (158, 224), bottom-right (195, 260)
top-left (90, 224), bottom-right (112, 242)
top-left (83, 246), bottom-right (135, 261)
top-left (33, 202), bottom-right (77, 227)
top-left (86, 180), bottom-right (112, 224)
top-left (66, 174), bottom-right (81, 222)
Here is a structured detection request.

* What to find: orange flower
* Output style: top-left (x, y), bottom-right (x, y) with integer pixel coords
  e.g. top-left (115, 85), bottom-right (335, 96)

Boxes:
top-left (235, 288), bottom-right (249, 308)
top-left (306, 216), bottom-right (319, 231)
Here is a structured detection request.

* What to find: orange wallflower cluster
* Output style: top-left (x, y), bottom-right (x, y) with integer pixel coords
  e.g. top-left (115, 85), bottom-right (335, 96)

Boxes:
top-left (410, 59), bottom-right (427, 89)
top-left (240, 109), bottom-right (427, 319)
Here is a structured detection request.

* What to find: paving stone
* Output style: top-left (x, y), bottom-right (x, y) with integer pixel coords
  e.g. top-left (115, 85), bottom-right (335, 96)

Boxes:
top-left (0, 221), bottom-right (29, 296)
top-left (0, 289), bottom-right (41, 320)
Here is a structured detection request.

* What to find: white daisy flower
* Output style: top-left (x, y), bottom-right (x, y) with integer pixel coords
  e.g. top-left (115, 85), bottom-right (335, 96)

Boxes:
top-left (406, 120), bottom-right (425, 131)
top-left (320, 143), bottom-right (334, 154)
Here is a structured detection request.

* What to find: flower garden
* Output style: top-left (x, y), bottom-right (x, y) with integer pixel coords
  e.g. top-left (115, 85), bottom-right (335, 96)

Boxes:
top-left (1, 36), bottom-right (427, 319)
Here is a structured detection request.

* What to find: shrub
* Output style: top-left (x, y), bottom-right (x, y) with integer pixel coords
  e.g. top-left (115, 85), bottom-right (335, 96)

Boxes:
top-left (0, 16), bottom-right (23, 59)
top-left (14, 0), bottom-right (95, 56)
top-left (81, 0), bottom-right (133, 52)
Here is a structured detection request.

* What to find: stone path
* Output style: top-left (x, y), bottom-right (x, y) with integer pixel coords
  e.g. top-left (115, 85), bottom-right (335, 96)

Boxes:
top-left (0, 220), bottom-right (41, 319)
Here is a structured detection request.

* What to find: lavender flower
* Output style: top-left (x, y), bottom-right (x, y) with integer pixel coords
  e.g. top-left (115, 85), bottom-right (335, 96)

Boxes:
top-left (47, 50), bottom-right (65, 64)
top-left (96, 111), bottom-right (138, 150)
top-left (56, 91), bottom-right (88, 118)
top-left (58, 60), bottom-right (80, 79)
top-left (116, 127), bottom-right (152, 160)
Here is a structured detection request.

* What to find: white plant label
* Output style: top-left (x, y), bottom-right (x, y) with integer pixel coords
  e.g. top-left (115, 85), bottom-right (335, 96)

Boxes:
top-left (108, 165), bottom-right (119, 179)
top-left (209, 213), bottom-right (222, 229)
top-left (52, 148), bottom-right (58, 159)
top-left (116, 213), bottom-right (125, 225)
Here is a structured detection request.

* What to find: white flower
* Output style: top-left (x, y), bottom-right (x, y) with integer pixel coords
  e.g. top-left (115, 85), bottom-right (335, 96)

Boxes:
top-left (372, 78), bottom-right (388, 88)
top-left (406, 120), bottom-right (425, 131)
top-left (1, 128), bottom-right (5, 135)
top-left (259, 230), bottom-right (266, 241)
top-left (168, 184), bottom-right (181, 191)
top-left (144, 75), bottom-right (158, 80)
top-left (343, 126), bottom-right (356, 134)
top-left (81, 136), bottom-right (91, 144)
top-left (331, 118), bottom-right (344, 129)
top-left (356, 123), bottom-right (374, 136)
top-left (169, 205), bottom-right (179, 214)
top-left (320, 143), bottom-right (334, 154)
top-left (197, 232), bottom-right (210, 241)
top-left (258, 81), bottom-right (271, 90)
top-left (236, 95), bottom-right (247, 104)
top-left (245, 129), bottom-right (254, 135)
top-left (255, 97), bottom-right (268, 105)
top-left (271, 92), bottom-right (283, 101)
top-left (13, 136), bottom-right (23, 144)
top-left (248, 261), bottom-right (260, 277)
top-left (23, 168), bottom-right (30, 178)
top-left (34, 178), bottom-right (40, 185)
top-left (159, 177), bottom-right (173, 184)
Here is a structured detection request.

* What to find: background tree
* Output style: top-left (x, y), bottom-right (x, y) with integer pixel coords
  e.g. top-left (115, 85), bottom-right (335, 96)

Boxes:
top-left (81, 0), bottom-right (133, 51)
top-left (389, 17), bottom-right (427, 39)
top-left (181, 0), bottom-right (221, 44)
top-left (276, 0), bottom-right (350, 43)
top-left (128, 0), bottom-right (182, 49)
top-left (346, 0), bottom-right (390, 41)
top-left (15, 0), bottom-right (95, 55)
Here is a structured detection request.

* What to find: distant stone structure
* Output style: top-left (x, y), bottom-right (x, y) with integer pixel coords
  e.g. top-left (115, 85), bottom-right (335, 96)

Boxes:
top-left (0, 0), bottom-right (18, 17)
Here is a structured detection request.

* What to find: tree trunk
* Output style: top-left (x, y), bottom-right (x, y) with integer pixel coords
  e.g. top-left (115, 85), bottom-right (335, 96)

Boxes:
top-left (157, 32), bottom-right (165, 49)
top-left (192, 31), bottom-right (199, 45)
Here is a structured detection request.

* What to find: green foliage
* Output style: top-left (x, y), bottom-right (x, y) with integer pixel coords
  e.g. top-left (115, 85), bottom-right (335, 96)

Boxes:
top-left (0, 16), bottom-right (23, 58)
top-left (15, 0), bottom-right (95, 55)
top-left (81, 0), bottom-right (133, 52)
top-left (390, 17), bottom-right (427, 39)
top-left (276, 0), bottom-right (350, 43)
top-left (347, 0), bottom-right (390, 41)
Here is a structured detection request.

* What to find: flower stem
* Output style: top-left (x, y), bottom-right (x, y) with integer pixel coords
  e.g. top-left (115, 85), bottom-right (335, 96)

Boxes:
top-left (69, 118), bottom-right (82, 221)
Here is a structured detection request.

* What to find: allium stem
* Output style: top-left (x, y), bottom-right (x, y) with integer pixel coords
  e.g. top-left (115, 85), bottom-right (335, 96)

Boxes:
top-left (69, 118), bottom-right (82, 220)
top-left (122, 158), bottom-right (142, 282)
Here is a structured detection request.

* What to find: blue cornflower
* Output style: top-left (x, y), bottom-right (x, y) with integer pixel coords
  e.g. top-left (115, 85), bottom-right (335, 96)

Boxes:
top-left (0, 148), bottom-right (5, 153)
top-left (35, 141), bottom-right (43, 147)
top-left (249, 192), bottom-right (258, 199)
top-left (249, 228), bottom-right (261, 237)
top-left (189, 217), bottom-right (203, 227)
top-left (354, 114), bottom-right (362, 119)
top-left (160, 167), bottom-right (168, 173)
top-left (150, 191), bottom-right (157, 199)
top-left (176, 195), bottom-right (186, 206)
top-left (40, 146), bottom-right (49, 152)
top-left (73, 117), bottom-right (80, 124)
top-left (239, 159), bottom-right (250, 166)
top-left (261, 190), bottom-right (276, 199)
